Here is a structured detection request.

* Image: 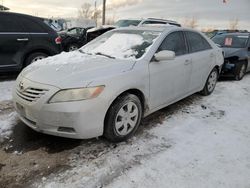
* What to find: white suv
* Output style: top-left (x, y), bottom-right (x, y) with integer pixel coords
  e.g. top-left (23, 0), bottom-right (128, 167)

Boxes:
top-left (114, 18), bottom-right (181, 27)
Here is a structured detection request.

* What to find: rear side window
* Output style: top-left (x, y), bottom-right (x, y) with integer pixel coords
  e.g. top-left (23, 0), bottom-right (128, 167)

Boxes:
top-left (158, 31), bottom-right (187, 56)
top-left (186, 31), bottom-right (212, 53)
top-left (0, 15), bottom-right (24, 32)
top-left (19, 17), bottom-right (47, 33)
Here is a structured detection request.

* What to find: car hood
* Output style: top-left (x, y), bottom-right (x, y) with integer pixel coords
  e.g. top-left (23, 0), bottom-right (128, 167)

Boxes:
top-left (222, 47), bottom-right (243, 58)
top-left (20, 51), bottom-right (135, 89)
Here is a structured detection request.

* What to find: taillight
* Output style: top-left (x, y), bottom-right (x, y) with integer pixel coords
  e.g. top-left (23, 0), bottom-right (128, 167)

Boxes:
top-left (55, 36), bottom-right (62, 44)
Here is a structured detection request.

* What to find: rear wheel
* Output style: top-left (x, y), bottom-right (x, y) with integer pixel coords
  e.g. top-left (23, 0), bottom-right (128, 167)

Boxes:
top-left (235, 63), bottom-right (247, 81)
top-left (67, 44), bottom-right (79, 52)
top-left (25, 52), bottom-right (48, 66)
top-left (200, 68), bottom-right (218, 96)
top-left (104, 94), bottom-right (142, 142)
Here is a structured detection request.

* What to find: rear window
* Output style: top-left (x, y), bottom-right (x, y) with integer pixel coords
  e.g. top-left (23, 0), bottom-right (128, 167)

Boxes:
top-left (20, 17), bottom-right (47, 33)
top-left (115, 20), bottom-right (141, 27)
top-left (212, 35), bottom-right (249, 48)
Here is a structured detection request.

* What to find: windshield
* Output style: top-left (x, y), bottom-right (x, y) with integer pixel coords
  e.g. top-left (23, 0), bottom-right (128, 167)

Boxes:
top-left (212, 34), bottom-right (249, 48)
top-left (115, 20), bottom-right (141, 27)
top-left (80, 30), bottom-right (161, 60)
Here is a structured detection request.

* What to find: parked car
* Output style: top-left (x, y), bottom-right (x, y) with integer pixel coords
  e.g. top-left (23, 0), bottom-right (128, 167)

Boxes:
top-left (59, 27), bottom-right (92, 52)
top-left (212, 32), bottom-right (250, 80)
top-left (205, 29), bottom-right (249, 38)
top-left (0, 12), bottom-right (62, 73)
top-left (13, 26), bottom-right (223, 142)
top-left (114, 18), bottom-right (181, 27)
top-left (86, 18), bottom-right (181, 42)
top-left (86, 25), bottom-right (116, 42)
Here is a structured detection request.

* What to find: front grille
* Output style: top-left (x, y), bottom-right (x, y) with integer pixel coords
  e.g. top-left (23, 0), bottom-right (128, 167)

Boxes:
top-left (16, 87), bottom-right (49, 102)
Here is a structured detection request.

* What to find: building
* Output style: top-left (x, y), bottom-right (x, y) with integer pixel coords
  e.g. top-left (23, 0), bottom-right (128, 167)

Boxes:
top-left (0, 5), bottom-right (9, 11)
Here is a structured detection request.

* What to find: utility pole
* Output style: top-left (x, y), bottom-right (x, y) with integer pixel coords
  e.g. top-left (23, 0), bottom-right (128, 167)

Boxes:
top-left (94, 1), bottom-right (97, 24)
top-left (102, 0), bottom-right (106, 25)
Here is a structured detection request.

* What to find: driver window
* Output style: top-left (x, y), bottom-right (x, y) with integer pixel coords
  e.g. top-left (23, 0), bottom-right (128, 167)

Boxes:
top-left (158, 31), bottom-right (187, 56)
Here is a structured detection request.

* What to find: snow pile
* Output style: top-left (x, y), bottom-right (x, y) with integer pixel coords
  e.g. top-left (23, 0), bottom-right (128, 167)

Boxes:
top-left (0, 80), bottom-right (15, 101)
top-left (27, 51), bottom-right (89, 68)
top-left (90, 33), bottom-right (144, 60)
top-left (0, 112), bottom-right (18, 142)
top-left (37, 75), bottom-right (250, 188)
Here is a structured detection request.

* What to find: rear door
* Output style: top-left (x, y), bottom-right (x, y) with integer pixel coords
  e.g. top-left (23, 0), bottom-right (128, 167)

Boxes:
top-left (0, 14), bottom-right (30, 69)
top-left (184, 31), bottom-right (214, 93)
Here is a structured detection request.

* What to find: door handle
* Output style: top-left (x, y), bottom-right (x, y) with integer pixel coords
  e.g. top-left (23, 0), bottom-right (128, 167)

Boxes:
top-left (184, 59), bottom-right (191, 65)
top-left (17, 38), bottom-right (29, 42)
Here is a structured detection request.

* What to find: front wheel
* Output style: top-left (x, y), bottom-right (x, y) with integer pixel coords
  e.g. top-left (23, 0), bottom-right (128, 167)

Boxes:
top-left (200, 68), bottom-right (218, 96)
top-left (235, 63), bottom-right (247, 81)
top-left (104, 94), bottom-right (143, 142)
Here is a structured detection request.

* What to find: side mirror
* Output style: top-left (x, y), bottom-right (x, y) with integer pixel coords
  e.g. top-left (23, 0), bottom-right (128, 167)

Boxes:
top-left (248, 47), bottom-right (250, 51)
top-left (154, 50), bottom-right (175, 62)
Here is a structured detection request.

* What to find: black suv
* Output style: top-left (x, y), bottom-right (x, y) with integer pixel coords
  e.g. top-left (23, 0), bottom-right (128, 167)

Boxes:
top-left (212, 33), bottom-right (250, 80)
top-left (0, 12), bottom-right (62, 72)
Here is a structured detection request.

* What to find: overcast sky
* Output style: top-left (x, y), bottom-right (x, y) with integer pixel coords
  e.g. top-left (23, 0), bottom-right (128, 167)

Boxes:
top-left (3, 0), bottom-right (250, 29)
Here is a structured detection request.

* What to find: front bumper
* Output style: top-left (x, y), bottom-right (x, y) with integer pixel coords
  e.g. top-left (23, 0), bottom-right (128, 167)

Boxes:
top-left (13, 77), bottom-right (109, 139)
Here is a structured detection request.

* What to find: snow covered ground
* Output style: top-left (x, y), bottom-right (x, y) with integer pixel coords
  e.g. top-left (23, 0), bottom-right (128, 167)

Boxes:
top-left (0, 80), bottom-right (15, 101)
top-left (35, 75), bottom-right (250, 188)
top-left (1, 75), bottom-right (250, 188)
top-left (0, 80), bottom-right (18, 142)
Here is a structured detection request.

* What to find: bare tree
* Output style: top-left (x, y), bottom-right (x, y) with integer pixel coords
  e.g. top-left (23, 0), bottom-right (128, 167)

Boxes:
top-left (105, 12), bottom-right (117, 25)
top-left (229, 18), bottom-right (239, 30)
top-left (78, 3), bottom-right (92, 19)
top-left (183, 17), bottom-right (199, 29)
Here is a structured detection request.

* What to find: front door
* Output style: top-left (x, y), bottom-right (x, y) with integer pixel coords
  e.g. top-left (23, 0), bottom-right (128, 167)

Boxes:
top-left (149, 31), bottom-right (192, 110)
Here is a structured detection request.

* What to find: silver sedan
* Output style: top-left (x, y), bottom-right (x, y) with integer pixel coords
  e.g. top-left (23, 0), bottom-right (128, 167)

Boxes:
top-left (13, 26), bottom-right (224, 142)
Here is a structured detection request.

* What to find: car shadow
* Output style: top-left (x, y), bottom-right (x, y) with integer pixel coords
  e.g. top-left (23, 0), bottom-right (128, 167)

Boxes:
top-left (3, 121), bottom-right (85, 154)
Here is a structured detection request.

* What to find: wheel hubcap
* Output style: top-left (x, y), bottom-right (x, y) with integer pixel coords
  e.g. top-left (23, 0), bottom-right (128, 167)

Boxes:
top-left (69, 45), bottom-right (78, 52)
top-left (115, 102), bottom-right (139, 136)
top-left (31, 56), bottom-right (46, 63)
top-left (207, 70), bottom-right (217, 92)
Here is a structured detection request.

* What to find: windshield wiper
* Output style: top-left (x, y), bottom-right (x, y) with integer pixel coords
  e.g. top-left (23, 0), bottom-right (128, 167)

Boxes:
top-left (95, 52), bottom-right (115, 59)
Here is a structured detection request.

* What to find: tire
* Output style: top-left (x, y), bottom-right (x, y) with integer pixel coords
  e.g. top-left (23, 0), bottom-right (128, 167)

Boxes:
top-left (67, 44), bottom-right (79, 52)
top-left (104, 94), bottom-right (143, 142)
top-left (200, 68), bottom-right (218, 96)
top-left (235, 62), bottom-right (247, 81)
top-left (25, 52), bottom-right (48, 66)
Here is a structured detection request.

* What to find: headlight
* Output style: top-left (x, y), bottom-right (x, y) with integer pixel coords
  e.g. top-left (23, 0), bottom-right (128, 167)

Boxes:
top-left (48, 86), bottom-right (105, 103)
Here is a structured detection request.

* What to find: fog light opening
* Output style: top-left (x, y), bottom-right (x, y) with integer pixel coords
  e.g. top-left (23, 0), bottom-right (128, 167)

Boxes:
top-left (57, 127), bottom-right (76, 133)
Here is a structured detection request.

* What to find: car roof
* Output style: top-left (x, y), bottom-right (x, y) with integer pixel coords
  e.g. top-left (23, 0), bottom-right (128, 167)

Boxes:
top-left (117, 18), bottom-right (179, 24)
top-left (0, 11), bottom-right (39, 20)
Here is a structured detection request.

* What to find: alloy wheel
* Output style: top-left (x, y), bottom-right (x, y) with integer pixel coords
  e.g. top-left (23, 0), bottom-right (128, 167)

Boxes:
top-left (31, 56), bottom-right (46, 63)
